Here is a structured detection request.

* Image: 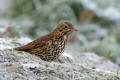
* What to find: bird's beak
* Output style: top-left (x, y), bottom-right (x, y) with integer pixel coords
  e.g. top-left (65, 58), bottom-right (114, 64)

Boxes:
top-left (73, 28), bottom-right (78, 31)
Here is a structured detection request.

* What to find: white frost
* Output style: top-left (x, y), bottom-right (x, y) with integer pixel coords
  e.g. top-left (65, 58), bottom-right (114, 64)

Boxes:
top-left (62, 52), bottom-right (73, 59)
top-left (22, 62), bottom-right (40, 68)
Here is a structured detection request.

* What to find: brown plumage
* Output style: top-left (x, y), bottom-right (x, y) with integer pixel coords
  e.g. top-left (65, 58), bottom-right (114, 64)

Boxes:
top-left (14, 22), bottom-right (77, 61)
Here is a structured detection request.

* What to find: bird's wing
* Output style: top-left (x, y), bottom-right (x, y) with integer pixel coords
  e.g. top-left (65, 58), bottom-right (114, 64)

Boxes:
top-left (14, 34), bottom-right (52, 51)
top-left (14, 41), bottom-right (45, 51)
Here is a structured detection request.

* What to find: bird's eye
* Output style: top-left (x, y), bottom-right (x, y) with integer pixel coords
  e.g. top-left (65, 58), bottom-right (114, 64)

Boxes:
top-left (64, 26), bottom-right (68, 28)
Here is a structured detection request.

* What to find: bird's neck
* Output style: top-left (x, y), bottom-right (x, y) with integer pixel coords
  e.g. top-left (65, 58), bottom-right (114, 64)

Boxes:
top-left (52, 33), bottom-right (66, 40)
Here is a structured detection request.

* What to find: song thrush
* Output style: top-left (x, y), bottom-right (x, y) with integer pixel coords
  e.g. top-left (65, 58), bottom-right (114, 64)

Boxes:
top-left (14, 22), bottom-right (77, 61)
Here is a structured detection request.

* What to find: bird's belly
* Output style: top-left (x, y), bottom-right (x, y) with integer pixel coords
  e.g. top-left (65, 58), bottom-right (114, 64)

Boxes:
top-left (36, 44), bottom-right (65, 61)
top-left (41, 46), bottom-right (64, 61)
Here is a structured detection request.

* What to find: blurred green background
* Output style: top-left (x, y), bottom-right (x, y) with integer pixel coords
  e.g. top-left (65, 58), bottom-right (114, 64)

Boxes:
top-left (0, 0), bottom-right (120, 64)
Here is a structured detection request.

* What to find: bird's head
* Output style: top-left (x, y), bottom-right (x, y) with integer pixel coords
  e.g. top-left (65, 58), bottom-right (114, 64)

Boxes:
top-left (52, 22), bottom-right (77, 38)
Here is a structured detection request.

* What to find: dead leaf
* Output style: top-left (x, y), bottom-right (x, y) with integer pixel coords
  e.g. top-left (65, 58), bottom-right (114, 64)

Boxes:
top-left (2, 26), bottom-right (15, 38)
top-left (79, 10), bottom-right (95, 25)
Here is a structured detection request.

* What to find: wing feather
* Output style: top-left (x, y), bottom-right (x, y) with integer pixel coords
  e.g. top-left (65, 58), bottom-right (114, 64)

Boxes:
top-left (14, 34), bottom-right (53, 52)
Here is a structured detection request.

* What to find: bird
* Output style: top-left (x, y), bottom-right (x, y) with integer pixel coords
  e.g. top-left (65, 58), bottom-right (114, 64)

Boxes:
top-left (14, 22), bottom-right (77, 61)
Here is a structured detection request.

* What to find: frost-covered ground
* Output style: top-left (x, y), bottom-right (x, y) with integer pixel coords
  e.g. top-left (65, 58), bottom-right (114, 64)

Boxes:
top-left (0, 38), bottom-right (120, 80)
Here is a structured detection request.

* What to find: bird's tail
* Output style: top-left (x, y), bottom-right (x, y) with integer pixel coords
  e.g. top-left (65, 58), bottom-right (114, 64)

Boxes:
top-left (14, 47), bottom-right (24, 51)
top-left (13, 45), bottom-right (30, 52)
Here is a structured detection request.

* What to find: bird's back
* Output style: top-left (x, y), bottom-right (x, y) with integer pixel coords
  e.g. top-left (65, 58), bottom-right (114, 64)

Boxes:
top-left (14, 34), bottom-right (53, 52)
